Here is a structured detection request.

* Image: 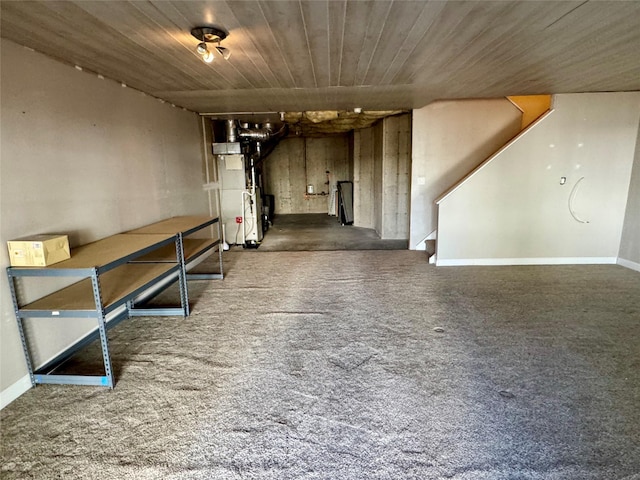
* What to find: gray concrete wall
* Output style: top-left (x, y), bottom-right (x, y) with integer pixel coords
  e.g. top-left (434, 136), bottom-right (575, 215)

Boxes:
top-left (619, 124), bottom-right (640, 267)
top-left (0, 39), bottom-right (207, 401)
top-left (409, 99), bottom-right (522, 249)
top-left (264, 136), bottom-right (350, 214)
top-left (436, 93), bottom-right (640, 265)
top-left (353, 127), bottom-right (375, 229)
top-left (373, 121), bottom-right (384, 236)
top-left (381, 114), bottom-right (412, 239)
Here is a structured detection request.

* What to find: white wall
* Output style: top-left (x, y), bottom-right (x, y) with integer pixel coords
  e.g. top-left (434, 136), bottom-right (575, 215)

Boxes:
top-left (409, 99), bottom-right (522, 249)
top-left (0, 40), bottom-right (208, 401)
top-left (436, 93), bottom-right (640, 265)
top-left (619, 125), bottom-right (640, 269)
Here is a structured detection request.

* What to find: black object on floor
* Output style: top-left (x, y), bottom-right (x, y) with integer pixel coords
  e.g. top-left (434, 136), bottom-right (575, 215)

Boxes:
top-left (337, 180), bottom-right (354, 225)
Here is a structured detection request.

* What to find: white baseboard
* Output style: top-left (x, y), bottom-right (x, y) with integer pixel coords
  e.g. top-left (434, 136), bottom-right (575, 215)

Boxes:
top-left (436, 257), bottom-right (617, 267)
top-left (617, 257), bottom-right (640, 273)
top-left (0, 374), bottom-right (32, 410)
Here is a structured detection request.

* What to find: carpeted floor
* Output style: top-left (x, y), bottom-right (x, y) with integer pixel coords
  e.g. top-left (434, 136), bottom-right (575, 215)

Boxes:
top-left (1, 250), bottom-right (639, 479)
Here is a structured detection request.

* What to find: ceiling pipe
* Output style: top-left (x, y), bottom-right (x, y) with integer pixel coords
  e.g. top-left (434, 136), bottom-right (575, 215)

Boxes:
top-left (238, 123), bottom-right (273, 142)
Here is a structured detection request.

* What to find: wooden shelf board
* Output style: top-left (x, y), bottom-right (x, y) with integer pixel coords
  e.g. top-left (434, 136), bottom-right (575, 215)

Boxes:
top-left (47, 234), bottom-right (175, 270)
top-left (131, 238), bottom-right (218, 262)
top-left (127, 216), bottom-right (216, 235)
top-left (21, 263), bottom-right (177, 312)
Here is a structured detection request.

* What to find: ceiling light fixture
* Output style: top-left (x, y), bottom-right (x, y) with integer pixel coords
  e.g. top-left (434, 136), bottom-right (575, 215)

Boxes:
top-left (191, 26), bottom-right (230, 64)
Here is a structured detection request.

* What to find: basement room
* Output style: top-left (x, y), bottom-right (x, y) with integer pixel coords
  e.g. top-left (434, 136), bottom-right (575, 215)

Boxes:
top-left (1, 1), bottom-right (639, 479)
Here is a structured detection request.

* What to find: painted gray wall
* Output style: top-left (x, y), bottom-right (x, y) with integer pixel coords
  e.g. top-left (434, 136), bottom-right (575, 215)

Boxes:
top-left (619, 125), bottom-right (640, 266)
top-left (0, 40), bottom-right (207, 396)
top-left (436, 93), bottom-right (640, 264)
top-left (409, 99), bottom-right (522, 249)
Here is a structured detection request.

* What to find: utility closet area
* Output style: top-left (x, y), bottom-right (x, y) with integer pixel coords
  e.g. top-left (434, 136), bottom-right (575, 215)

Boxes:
top-left (208, 111), bottom-right (412, 250)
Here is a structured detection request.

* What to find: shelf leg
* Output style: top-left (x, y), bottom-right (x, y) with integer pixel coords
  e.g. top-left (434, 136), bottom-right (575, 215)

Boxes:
top-left (176, 235), bottom-right (189, 317)
top-left (90, 269), bottom-right (114, 389)
top-left (217, 218), bottom-right (224, 279)
top-left (7, 273), bottom-right (36, 387)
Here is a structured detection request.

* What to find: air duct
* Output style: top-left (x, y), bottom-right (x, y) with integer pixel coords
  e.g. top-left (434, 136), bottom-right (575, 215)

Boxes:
top-left (225, 119), bottom-right (237, 143)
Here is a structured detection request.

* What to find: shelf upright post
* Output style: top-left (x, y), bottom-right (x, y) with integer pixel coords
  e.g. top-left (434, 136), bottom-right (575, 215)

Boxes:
top-left (90, 267), bottom-right (114, 389)
top-left (6, 271), bottom-right (36, 386)
top-left (216, 218), bottom-right (224, 278)
top-left (175, 235), bottom-right (189, 317)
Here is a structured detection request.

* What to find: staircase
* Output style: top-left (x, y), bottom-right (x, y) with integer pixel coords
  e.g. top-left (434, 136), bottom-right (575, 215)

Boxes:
top-left (426, 95), bottom-right (552, 265)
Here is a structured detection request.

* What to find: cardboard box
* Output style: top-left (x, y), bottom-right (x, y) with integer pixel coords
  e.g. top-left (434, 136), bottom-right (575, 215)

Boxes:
top-left (7, 234), bottom-right (70, 267)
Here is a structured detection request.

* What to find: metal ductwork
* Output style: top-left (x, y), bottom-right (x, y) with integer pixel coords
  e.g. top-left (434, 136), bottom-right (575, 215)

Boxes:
top-left (224, 119), bottom-right (237, 143)
top-left (236, 122), bottom-right (279, 143)
top-left (213, 120), bottom-right (287, 159)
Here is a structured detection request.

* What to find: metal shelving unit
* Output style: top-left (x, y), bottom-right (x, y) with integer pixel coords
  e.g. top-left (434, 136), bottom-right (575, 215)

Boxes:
top-left (6, 233), bottom-right (188, 388)
top-left (127, 216), bottom-right (224, 294)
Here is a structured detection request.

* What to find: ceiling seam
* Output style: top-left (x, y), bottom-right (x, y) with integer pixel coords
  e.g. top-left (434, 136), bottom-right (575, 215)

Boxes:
top-left (224, 1), bottom-right (278, 88)
top-left (298, 0), bottom-right (318, 88)
top-left (378, 2), bottom-right (429, 85)
top-left (359, 0), bottom-right (393, 86)
top-left (257, 0), bottom-right (298, 88)
top-left (544, 0), bottom-right (590, 30)
top-left (337, 0), bottom-right (346, 87)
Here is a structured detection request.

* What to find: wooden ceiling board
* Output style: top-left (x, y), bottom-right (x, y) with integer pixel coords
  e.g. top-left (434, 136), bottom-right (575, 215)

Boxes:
top-left (1, 0), bottom-right (639, 114)
top-left (379, 1), bottom-right (447, 85)
top-left (327, 0), bottom-right (347, 87)
top-left (350, 0), bottom-right (393, 87)
top-left (299, 0), bottom-right (330, 88)
top-left (259, 0), bottom-right (316, 88)
top-left (360, 1), bottom-right (438, 87)
top-left (480, 3), bottom-right (640, 95)
top-left (408, 4), bottom-right (524, 82)
top-left (225, 0), bottom-right (298, 88)
top-left (390, 1), bottom-right (480, 85)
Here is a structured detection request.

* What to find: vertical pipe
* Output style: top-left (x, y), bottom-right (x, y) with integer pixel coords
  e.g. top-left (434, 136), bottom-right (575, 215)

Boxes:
top-left (225, 119), bottom-right (237, 143)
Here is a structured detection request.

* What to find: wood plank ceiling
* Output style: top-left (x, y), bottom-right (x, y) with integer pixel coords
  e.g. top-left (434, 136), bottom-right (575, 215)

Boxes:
top-left (1, 1), bottom-right (639, 115)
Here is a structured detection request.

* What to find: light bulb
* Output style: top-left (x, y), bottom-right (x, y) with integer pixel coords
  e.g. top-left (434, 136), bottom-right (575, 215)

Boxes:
top-left (202, 49), bottom-right (215, 63)
top-left (196, 42), bottom-right (208, 55)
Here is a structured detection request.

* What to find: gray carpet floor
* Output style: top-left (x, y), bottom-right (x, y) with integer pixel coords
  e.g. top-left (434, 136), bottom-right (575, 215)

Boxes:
top-left (1, 250), bottom-right (639, 479)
